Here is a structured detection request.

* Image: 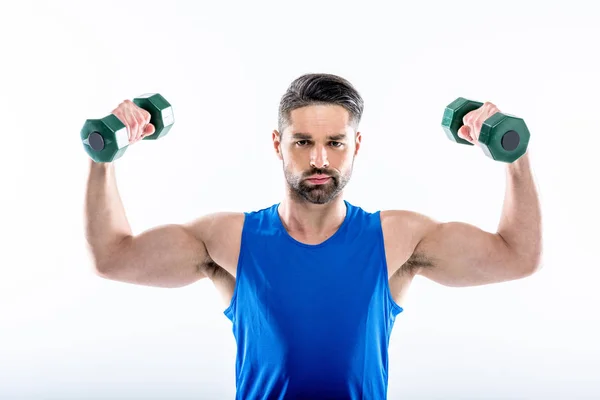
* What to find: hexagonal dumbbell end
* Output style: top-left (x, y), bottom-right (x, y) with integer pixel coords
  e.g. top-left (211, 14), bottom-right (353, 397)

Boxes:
top-left (133, 93), bottom-right (175, 141)
top-left (441, 97), bottom-right (530, 163)
top-left (478, 112), bottom-right (530, 163)
top-left (81, 114), bottom-right (129, 163)
top-left (441, 97), bottom-right (482, 146)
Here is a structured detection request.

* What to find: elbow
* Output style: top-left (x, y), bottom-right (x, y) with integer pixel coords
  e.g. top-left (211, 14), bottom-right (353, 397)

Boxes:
top-left (92, 256), bottom-right (121, 280)
top-left (501, 235), bottom-right (543, 279)
top-left (86, 249), bottom-right (112, 278)
top-left (89, 236), bottom-right (132, 279)
top-left (525, 241), bottom-right (544, 276)
top-left (515, 251), bottom-right (543, 278)
top-left (90, 246), bottom-right (129, 280)
top-left (520, 260), bottom-right (542, 278)
top-left (93, 260), bottom-right (116, 278)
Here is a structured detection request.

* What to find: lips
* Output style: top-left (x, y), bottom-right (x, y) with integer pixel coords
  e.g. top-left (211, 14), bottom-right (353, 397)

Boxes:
top-left (305, 175), bottom-right (331, 184)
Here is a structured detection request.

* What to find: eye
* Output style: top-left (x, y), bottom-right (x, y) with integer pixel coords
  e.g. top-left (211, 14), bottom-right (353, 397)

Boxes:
top-left (296, 140), bottom-right (310, 146)
top-left (329, 141), bottom-right (344, 147)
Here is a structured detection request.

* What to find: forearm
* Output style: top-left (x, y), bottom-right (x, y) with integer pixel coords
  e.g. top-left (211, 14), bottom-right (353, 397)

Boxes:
top-left (497, 151), bottom-right (543, 266)
top-left (84, 159), bottom-right (133, 267)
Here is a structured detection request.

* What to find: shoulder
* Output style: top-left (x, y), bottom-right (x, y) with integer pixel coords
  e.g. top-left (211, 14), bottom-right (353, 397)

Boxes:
top-left (380, 209), bottom-right (440, 238)
top-left (184, 203), bottom-right (281, 248)
top-left (343, 202), bottom-right (439, 239)
top-left (185, 211), bottom-right (246, 242)
top-left (182, 212), bottom-right (246, 277)
top-left (379, 209), bottom-right (442, 273)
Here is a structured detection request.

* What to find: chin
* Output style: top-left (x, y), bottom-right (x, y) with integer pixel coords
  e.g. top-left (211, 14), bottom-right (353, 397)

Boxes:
top-left (304, 189), bottom-right (342, 205)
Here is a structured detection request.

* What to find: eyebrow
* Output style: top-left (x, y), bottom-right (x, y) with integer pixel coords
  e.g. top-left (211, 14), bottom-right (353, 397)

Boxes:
top-left (292, 133), bottom-right (348, 140)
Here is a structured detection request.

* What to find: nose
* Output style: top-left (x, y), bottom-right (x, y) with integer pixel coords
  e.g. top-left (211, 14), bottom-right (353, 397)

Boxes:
top-left (310, 145), bottom-right (329, 169)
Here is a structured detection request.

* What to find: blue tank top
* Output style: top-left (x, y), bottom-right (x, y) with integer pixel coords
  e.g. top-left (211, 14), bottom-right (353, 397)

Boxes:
top-left (224, 200), bottom-right (403, 399)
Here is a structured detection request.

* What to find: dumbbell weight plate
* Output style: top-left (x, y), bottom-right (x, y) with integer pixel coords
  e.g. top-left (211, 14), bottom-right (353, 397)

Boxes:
top-left (441, 97), bottom-right (482, 146)
top-left (478, 112), bottom-right (530, 163)
top-left (133, 93), bottom-right (175, 140)
top-left (81, 114), bottom-right (129, 163)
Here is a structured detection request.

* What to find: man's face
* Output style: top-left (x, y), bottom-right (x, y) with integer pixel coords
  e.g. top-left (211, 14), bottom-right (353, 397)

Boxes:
top-left (273, 105), bottom-right (361, 205)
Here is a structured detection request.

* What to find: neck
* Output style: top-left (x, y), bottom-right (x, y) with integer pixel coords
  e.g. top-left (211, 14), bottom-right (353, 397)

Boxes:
top-left (278, 192), bottom-right (347, 237)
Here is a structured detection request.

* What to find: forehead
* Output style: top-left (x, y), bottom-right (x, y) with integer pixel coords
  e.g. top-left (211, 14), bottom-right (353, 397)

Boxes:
top-left (286, 105), bottom-right (353, 136)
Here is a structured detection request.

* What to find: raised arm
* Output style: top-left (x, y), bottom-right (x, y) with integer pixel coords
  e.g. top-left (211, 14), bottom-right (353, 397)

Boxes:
top-left (84, 160), bottom-right (210, 288)
top-left (83, 98), bottom-right (242, 289)
top-left (408, 152), bottom-right (542, 286)
top-left (386, 102), bottom-right (543, 287)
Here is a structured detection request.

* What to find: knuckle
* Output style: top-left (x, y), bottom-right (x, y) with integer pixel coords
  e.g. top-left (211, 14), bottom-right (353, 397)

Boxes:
top-left (484, 102), bottom-right (498, 113)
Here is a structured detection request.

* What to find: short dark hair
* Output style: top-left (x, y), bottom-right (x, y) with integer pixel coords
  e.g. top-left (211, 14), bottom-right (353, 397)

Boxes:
top-left (277, 73), bottom-right (364, 134)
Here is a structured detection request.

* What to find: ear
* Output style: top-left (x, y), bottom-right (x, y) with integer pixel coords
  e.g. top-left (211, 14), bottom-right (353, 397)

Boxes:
top-left (272, 130), bottom-right (283, 160)
top-left (354, 131), bottom-right (362, 156)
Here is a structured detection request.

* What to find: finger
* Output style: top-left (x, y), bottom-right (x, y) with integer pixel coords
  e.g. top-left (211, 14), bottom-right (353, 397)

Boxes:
top-left (138, 109), bottom-right (153, 138)
top-left (485, 103), bottom-right (500, 118)
top-left (457, 125), bottom-right (473, 143)
top-left (463, 102), bottom-right (489, 127)
top-left (465, 105), bottom-right (490, 141)
top-left (472, 107), bottom-right (487, 132)
top-left (133, 111), bottom-right (148, 142)
top-left (463, 110), bottom-right (476, 127)
top-left (473, 103), bottom-right (500, 133)
top-left (483, 101), bottom-right (498, 112)
top-left (123, 106), bottom-right (140, 143)
top-left (111, 109), bottom-right (133, 142)
top-left (111, 101), bottom-right (130, 125)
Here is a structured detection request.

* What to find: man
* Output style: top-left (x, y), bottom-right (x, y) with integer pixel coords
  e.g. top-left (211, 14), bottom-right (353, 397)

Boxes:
top-left (85, 73), bottom-right (543, 399)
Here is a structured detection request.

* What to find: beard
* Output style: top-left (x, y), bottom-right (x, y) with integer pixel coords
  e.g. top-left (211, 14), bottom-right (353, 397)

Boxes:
top-left (284, 163), bottom-right (353, 205)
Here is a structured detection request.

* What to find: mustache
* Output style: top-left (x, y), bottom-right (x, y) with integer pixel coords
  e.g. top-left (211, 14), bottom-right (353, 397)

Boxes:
top-left (302, 168), bottom-right (336, 178)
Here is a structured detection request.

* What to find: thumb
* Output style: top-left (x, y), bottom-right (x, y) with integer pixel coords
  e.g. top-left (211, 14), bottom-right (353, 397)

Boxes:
top-left (142, 123), bottom-right (156, 136)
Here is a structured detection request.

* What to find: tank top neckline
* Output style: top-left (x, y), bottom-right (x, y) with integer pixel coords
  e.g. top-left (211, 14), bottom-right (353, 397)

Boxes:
top-left (272, 200), bottom-right (352, 249)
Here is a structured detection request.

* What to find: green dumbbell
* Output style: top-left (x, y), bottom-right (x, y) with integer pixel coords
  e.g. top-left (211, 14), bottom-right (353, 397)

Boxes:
top-left (81, 93), bottom-right (175, 163)
top-left (441, 97), bottom-right (530, 163)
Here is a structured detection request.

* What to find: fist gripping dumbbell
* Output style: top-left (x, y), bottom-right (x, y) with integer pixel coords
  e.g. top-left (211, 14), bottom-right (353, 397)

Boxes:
top-left (81, 93), bottom-right (175, 163)
top-left (441, 97), bottom-right (530, 163)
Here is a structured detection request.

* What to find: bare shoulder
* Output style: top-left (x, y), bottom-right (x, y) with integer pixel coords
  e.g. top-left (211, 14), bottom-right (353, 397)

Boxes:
top-left (184, 211), bottom-right (245, 277)
top-left (380, 209), bottom-right (440, 277)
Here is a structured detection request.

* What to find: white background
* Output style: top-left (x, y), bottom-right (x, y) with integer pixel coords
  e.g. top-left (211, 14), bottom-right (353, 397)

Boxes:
top-left (1, 0), bottom-right (599, 399)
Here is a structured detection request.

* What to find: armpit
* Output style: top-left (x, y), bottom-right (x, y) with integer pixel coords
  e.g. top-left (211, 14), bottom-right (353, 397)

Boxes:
top-left (201, 256), bottom-right (236, 307)
top-left (202, 256), bottom-right (229, 280)
top-left (400, 252), bottom-right (435, 276)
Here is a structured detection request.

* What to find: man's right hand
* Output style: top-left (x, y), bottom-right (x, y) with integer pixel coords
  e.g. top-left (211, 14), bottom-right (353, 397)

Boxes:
top-left (111, 99), bottom-right (156, 144)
